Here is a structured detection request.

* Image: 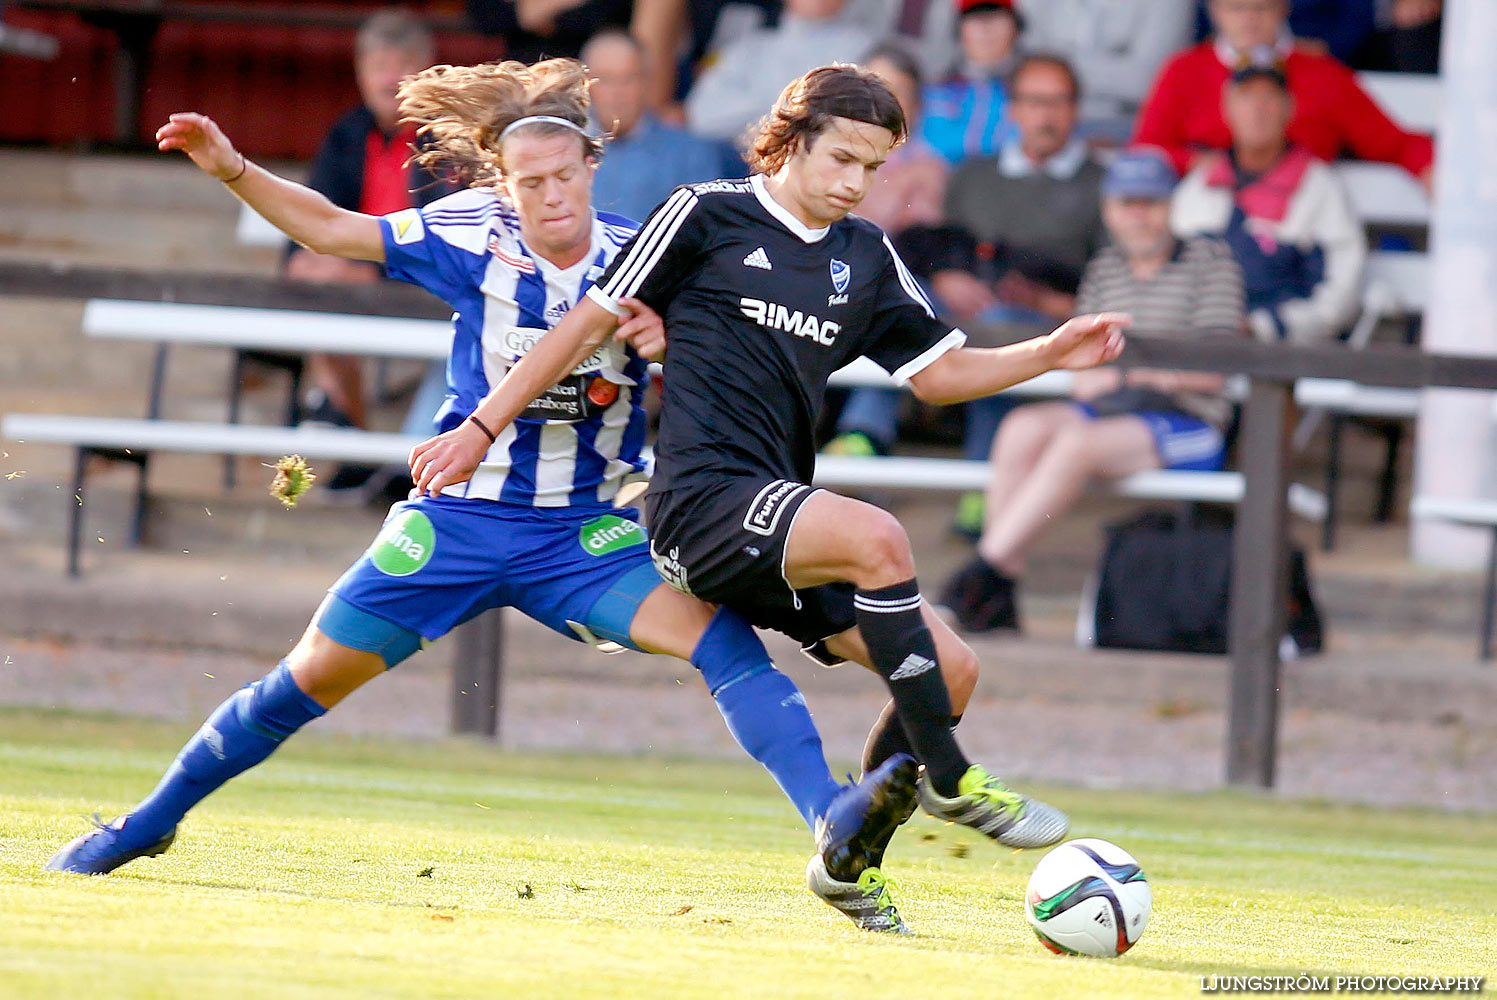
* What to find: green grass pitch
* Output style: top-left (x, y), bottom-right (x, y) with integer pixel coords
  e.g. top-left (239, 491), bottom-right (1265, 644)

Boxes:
top-left (1, 709), bottom-right (1493, 999)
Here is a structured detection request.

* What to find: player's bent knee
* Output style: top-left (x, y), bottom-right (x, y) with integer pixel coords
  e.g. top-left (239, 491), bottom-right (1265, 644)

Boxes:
top-left (942, 640), bottom-right (979, 704)
top-left (856, 509), bottom-right (916, 582)
top-left (312, 594), bottom-right (423, 669)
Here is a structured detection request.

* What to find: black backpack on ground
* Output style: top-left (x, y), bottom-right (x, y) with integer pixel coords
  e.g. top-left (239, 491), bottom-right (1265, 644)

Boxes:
top-left (1084, 505), bottom-right (1324, 656)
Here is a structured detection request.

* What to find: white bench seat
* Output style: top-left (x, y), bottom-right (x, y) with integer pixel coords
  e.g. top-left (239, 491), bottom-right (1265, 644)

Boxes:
top-left (814, 453), bottom-right (1325, 520)
top-left (84, 299), bottom-right (455, 359)
top-left (3, 413), bottom-right (418, 464)
top-left (4, 412), bottom-right (1326, 578)
top-left (84, 298), bottom-right (1076, 396)
top-left (1294, 378), bottom-right (1421, 420)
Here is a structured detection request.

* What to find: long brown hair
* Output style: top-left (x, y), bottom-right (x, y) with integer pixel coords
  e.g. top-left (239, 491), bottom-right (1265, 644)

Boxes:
top-left (399, 58), bottom-right (604, 189)
top-left (747, 63), bottom-right (907, 175)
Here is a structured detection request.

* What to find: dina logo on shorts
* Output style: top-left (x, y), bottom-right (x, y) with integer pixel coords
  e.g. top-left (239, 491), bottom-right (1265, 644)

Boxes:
top-left (372, 509), bottom-right (435, 576)
top-left (579, 515), bottom-right (645, 556)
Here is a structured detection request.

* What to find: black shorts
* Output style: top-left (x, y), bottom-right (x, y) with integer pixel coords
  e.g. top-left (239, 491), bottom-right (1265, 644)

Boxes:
top-left (645, 476), bottom-right (855, 662)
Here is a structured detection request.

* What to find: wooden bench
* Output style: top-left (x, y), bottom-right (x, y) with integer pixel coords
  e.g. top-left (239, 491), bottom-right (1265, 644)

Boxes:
top-left (2, 412), bottom-right (1325, 577)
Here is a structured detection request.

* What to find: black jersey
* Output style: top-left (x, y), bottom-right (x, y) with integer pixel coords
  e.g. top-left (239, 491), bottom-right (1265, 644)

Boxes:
top-left (586, 174), bottom-right (965, 493)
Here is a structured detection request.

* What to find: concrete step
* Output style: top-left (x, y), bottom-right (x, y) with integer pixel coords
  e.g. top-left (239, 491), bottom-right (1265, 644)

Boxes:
top-left (0, 150), bottom-right (297, 272)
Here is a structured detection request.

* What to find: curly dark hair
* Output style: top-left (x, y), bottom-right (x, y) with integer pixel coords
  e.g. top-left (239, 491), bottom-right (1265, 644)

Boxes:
top-left (747, 63), bottom-right (907, 175)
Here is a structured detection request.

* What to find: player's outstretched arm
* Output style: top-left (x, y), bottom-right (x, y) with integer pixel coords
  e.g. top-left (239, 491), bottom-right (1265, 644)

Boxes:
top-left (156, 112), bottom-right (383, 262)
top-left (408, 296), bottom-right (627, 496)
top-left (907, 312), bottom-right (1130, 406)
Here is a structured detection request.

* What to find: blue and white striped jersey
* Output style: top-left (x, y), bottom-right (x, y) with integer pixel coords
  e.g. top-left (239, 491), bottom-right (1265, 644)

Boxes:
top-left (380, 189), bottom-right (648, 509)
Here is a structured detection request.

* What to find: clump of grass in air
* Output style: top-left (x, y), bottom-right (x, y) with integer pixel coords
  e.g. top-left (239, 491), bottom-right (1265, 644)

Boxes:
top-left (268, 455), bottom-right (316, 507)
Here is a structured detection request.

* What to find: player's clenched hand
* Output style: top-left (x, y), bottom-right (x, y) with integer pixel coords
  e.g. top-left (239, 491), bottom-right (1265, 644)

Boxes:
top-left (613, 297), bottom-right (666, 360)
top-left (409, 420), bottom-right (491, 497)
top-left (155, 112), bottom-right (243, 180)
top-left (1045, 312), bottom-right (1130, 371)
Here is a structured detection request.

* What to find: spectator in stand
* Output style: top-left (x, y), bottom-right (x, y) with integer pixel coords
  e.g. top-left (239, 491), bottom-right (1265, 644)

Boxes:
top-left (920, 53), bottom-right (1105, 331)
top-left (1014, 0), bottom-right (1194, 132)
top-left (1171, 64), bottom-right (1366, 344)
top-left (852, 0), bottom-right (961, 83)
top-left (684, 0), bottom-right (877, 145)
top-left (823, 44), bottom-right (951, 459)
top-left (940, 147), bottom-right (1246, 633)
top-left (1136, 0), bottom-right (1435, 189)
top-left (463, 0), bottom-right (633, 64)
top-left (1353, 0), bottom-right (1442, 75)
top-left (920, 0), bottom-right (1023, 166)
top-left (582, 30), bottom-right (729, 221)
top-left (286, 9), bottom-right (455, 491)
top-left (892, 53), bottom-right (1105, 535)
top-left (630, 0), bottom-right (783, 122)
top-left (1194, 0), bottom-right (1378, 65)
top-left (850, 46), bottom-right (951, 255)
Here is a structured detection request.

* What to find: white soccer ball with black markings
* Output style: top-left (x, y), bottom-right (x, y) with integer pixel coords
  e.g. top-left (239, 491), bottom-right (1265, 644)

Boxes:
top-left (1025, 838), bottom-right (1151, 957)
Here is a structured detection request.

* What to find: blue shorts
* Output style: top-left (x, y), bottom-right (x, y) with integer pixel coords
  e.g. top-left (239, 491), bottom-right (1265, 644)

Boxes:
top-left (1072, 404), bottom-right (1227, 472)
top-left (329, 495), bottom-right (660, 648)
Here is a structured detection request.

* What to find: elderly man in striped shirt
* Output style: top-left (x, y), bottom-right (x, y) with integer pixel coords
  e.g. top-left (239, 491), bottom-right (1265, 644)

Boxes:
top-left (941, 146), bottom-right (1246, 633)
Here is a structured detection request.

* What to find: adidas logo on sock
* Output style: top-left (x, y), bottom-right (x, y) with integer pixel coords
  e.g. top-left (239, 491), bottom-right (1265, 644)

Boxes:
top-left (780, 691), bottom-right (808, 708)
top-left (888, 653), bottom-right (937, 681)
top-left (743, 246), bottom-right (773, 270)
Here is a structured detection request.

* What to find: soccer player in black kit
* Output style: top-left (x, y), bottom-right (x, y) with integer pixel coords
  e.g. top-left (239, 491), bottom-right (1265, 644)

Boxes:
top-left (411, 63), bottom-right (1128, 932)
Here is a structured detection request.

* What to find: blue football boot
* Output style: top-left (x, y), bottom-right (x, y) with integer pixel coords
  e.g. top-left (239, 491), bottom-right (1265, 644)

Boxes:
top-left (44, 814), bottom-right (176, 875)
top-left (815, 752), bottom-right (919, 882)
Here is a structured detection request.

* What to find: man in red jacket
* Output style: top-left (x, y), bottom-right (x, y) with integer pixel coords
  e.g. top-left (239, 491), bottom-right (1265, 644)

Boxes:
top-left (1133, 0), bottom-right (1433, 191)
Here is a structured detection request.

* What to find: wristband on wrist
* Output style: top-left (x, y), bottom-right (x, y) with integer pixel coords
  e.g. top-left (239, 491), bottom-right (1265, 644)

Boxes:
top-left (467, 414), bottom-right (498, 444)
top-left (221, 154), bottom-right (248, 183)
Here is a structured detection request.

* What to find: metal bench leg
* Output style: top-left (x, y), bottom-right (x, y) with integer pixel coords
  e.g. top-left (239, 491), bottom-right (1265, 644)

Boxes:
top-left (1481, 526), bottom-right (1497, 663)
top-left (224, 350), bottom-right (247, 489)
top-left (148, 343), bottom-right (169, 419)
top-left (1374, 421), bottom-right (1403, 523)
top-left (67, 447), bottom-right (87, 578)
top-left (1320, 414), bottom-right (1344, 552)
top-left (452, 609), bottom-right (504, 739)
top-left (286, 363), bottom-right (304, 426)
top-left (131, 452), bottom-right (151, 546)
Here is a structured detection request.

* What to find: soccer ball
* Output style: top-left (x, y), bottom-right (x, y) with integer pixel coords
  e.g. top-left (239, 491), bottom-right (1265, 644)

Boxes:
top-left (1024, 838), bottom-right (1151, 957)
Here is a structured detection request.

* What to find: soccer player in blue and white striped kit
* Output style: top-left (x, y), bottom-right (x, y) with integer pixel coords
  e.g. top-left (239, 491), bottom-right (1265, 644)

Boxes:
top-left (47, 58), bottom-right (915, 932)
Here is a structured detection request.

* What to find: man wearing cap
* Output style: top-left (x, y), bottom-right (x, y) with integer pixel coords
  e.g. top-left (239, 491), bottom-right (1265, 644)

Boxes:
top-left (1134, 0), bottom-right (1433, 189)
top-left (941, 146), bottom-right (1247, 633)
top-left (1171, 64), bottom-right (1365, 345)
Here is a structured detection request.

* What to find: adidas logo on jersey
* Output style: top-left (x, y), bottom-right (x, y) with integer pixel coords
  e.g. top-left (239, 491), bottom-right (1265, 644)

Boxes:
top-left (887, 653), bottom-right (937, 681)
top-left (743, 247), bottom-right (773, 270)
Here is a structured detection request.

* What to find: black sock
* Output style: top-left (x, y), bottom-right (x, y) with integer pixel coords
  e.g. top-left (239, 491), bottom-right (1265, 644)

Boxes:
top-left (862, 704), bottom-right (965, 776)
top-left (854, 580), bottom-right (971, 795)
top-left (861, 700), bottom-right (909, 774)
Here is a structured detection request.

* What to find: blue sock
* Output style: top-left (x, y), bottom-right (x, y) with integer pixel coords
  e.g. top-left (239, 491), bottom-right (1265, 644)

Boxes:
top-left (692, 610), bottom-right (842, 830)
top-left (120, 661), bottom-right (326, 847)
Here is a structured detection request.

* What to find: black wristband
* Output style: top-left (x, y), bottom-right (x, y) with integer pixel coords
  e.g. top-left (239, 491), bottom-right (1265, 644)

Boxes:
top-left (221, 153), bottom-right (248, 183)
top-left (466, 413), bottom-right (498, 444)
